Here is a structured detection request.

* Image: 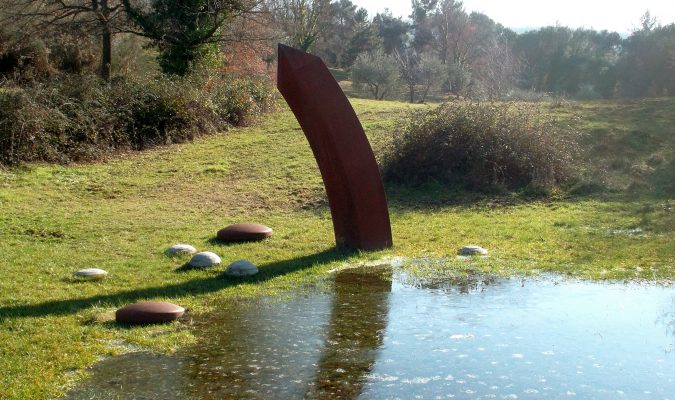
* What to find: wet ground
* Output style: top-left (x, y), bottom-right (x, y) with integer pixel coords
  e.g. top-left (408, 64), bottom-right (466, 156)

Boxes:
top-left (66, 266), bottom-right (674, 399)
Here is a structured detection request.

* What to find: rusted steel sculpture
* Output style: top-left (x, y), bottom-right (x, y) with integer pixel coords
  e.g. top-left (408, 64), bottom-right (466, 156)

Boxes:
top-left (277, 44), bottom-right (393, 251)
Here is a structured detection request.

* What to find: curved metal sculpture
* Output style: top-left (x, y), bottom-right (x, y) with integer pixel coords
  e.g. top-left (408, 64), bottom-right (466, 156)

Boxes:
top-left (277, 44), bottom-right (393, 251)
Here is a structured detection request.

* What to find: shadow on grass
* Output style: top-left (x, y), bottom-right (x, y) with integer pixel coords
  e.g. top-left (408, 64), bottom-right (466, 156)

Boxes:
top-left (0, 247), bottom-right (355, 320)
top-left (385, 184), bottom-right (515, 211)
top-left (384, 181), bottom-right (675, 212)
top-left (205, 237), bottom-right (273, 247)
top-left (291, 182), bottom-right (533, 214)
top-left (174, 263), bottom-right (202, 273)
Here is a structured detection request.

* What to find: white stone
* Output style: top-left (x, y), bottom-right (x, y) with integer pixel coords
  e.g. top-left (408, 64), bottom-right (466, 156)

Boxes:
top-left (458, 246), bottom-right (488, 256)
top-left (225, 259), bottom-right (259, 277)
top-left (166, 244), bottom-right (197, 256)
top-left (73, 268), bottom-right (108, 279)
top-left (189, 251), bottom-right (221, 268)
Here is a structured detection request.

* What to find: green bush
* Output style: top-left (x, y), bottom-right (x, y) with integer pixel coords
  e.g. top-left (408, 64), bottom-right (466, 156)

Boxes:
top-left (381, 102), bottom-right (582, 192)
top-left (351, 50), bottom-right (399, 100)
top-left (0, 73), bottom-right (274, 165)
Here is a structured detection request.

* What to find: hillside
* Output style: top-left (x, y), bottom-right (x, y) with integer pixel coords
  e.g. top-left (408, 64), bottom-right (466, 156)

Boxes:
top-left (0, 98), bottom-right (673, 399)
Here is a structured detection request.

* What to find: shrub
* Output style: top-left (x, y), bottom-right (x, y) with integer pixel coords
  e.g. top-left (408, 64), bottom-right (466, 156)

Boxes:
top-left (381, 102), bottom-right (582, 192)
top-left (0, 73), bottom-right (274, 165)
top-left (417, 55), bottom-right (445, 103)
top-left (446, 62), bottom-right (471, 95)
top-left (0, 29), bottom-right (52, 81)
top-left (575, 84), bottom-right (603, 100)
top-left (351, 50), bottom-right (399, 100)
top-left (45, 32), bottom-right (99, 76)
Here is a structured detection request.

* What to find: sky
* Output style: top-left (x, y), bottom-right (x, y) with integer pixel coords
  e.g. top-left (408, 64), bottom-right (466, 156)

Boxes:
top-left (351, 0), bottom-right (675, 34)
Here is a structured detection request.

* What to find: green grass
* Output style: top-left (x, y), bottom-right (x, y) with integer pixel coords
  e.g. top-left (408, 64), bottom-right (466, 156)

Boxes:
top-left (541, 98), bottom-right (675, 195)
top-left (0, 97), bottom-right (673, 399)
top-left (328, 67), bottom-right (350, 82)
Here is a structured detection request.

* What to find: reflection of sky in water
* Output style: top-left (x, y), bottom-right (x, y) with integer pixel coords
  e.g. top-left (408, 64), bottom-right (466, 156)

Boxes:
top-left (66, 271), bottom-right (674, 400)
top-left (362, 277), bottom-right (674, 399)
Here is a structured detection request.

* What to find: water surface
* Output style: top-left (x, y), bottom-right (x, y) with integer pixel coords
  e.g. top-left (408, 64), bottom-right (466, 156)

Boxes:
top-left (66, 267), bottom-right (674, 399)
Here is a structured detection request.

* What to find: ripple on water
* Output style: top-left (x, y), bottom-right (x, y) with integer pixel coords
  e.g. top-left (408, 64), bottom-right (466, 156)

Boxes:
top-left (66, 269), bottom-right (675, 400)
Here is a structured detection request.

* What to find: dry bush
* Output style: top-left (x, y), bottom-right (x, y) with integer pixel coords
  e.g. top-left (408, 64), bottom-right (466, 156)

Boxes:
top-left (0, 73), bottom-right (274, 165)
top-left (381, 102), bottom-right (582, 193)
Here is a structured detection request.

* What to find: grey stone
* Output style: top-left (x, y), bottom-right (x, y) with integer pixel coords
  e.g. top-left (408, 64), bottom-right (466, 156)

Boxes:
top-left (73, 268), bottom-right (108, 279)
top-left (458, 246), bottom-right (488, 256)
top-left (225, 259), bottom-right (259, 277)
top-left (166, 244), bottom-right (197, 256)
top-left (188, 251), bottom-right (221, 268)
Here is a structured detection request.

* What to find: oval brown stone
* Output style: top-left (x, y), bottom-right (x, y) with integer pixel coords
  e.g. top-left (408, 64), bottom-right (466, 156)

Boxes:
top-left (115, 301), bottom-right (185, 324)
top-left (216, 223), bottom-right (273, 242)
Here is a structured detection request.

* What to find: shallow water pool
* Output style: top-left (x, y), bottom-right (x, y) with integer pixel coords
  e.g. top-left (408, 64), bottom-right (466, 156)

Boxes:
top-left (66, 267), bottom-right (674, 399)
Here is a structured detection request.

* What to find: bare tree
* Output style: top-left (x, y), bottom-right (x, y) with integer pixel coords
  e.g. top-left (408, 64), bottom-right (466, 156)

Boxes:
top-left (220, 8), bottom-right (277, 77)
top-left (2, 0), bottom-right (126, 80)
top-left (474, 36), bottom-right (520, 99)
top-left (394, 48), bottom-right (421, 103)
top-left (267, 0), bottom-right (330, 51)
top-left (432, 0), bottom-right (467, 65)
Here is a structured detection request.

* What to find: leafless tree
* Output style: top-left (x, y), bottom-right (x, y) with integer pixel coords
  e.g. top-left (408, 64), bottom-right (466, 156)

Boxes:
top-left (266, 0), bottom-right (330, 51)
top-left (473, 36), bottom-right (520, 99)
top-left (394, 48), bottom-right (421, 103)
top-left (2, 0), bottom-right (127, 80)
top-left (433, 0), bottom-right (471, 65)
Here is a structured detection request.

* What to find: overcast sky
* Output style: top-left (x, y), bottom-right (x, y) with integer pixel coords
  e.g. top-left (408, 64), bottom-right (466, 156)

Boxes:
top-left (351, 0), bottom-right (675, 33)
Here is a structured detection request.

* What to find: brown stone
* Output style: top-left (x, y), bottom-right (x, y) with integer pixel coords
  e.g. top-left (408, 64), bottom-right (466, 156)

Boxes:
top-left (115, 301), bottom-right (184, 324)
top-left (216, 223), bottom-right (273, 242)
top-left (277, 44), bottom-right (393, 251)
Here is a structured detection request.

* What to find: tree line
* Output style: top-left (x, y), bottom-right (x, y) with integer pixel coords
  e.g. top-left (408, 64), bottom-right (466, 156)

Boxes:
top-left (0, 0), bottom-right (673, 101)
top-left (280, 0), bottom-right (675, 101)
top-left (0, 0), bottom-right (258, 79)
top-left (290, 0), bottom-right (675, 101)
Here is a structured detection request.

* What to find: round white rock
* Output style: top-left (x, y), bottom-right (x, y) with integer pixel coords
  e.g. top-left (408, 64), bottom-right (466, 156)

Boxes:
top-left (73, 268), bottom-right (108, 279)
top-left (189, 251), bottom-right (221, 268)
top-left (225, 259), bottom-right (259, 277)
top-left (166, 244), bottom-right (197, 256)
top-left (458, 246), bottom-right (489, 256)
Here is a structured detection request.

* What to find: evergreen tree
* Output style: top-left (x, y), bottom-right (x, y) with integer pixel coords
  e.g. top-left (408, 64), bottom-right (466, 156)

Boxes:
top-left (123, 0), bottom-right (250, 75)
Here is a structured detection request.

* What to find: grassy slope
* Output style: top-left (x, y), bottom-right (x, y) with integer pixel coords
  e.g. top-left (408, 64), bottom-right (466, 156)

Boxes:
top-left (546, 98), bottom-right (675, 195)
top-left (0, 98), bottom-right (673, 399)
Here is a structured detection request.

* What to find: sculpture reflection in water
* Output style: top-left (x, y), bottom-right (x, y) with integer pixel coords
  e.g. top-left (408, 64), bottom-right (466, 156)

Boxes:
top-left (149, 266), bottom-right (392, 399)
top-left (65, 272), bottom-right (675, 399)
top-left (67, 267), bottom-right (392, 399)
top-left (177, 266), bottom-right (392, 399)
top-left (307, 266), bottom-right (392, 398)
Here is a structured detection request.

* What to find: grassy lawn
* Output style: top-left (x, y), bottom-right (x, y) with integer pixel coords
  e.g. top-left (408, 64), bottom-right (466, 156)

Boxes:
top-left (0, 97), bottom-right (673, 399)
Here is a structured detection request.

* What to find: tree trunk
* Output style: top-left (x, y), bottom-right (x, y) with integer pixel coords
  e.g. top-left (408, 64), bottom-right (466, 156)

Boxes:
top-left (99, 0), bottom-right (111, 81)
top-left (101, 26), bottom-right (112, 81)
top-left (421, 84), bottom-right (430, 102)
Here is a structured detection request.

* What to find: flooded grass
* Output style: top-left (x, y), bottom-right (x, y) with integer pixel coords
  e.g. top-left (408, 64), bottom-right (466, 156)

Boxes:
top-left (1, 98), bottom-right (673, 398)
top-left (66, 265), bottom-right (675, 399)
